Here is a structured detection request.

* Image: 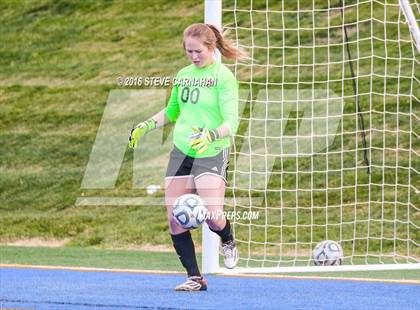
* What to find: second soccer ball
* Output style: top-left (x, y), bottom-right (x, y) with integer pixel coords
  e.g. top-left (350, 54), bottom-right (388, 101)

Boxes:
top-left (312, 240), bottom-right (344, 266)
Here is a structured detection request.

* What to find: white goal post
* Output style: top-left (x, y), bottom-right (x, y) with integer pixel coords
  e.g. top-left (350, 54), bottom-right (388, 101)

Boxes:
top-left (203, 0), bottom-right (419, 273)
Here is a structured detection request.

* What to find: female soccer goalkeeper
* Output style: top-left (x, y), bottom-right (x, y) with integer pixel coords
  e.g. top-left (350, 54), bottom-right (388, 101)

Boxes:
top-left (128, 23), bottom-right (246, 291)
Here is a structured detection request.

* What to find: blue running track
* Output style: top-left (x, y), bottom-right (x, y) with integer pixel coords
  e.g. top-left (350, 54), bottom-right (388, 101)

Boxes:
top-left (1, 267), bottom-right (419, 309)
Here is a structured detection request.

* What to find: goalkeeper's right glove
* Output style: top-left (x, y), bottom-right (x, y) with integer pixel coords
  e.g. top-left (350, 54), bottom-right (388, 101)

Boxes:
top-left (128, 119), bottom-right (156, 149)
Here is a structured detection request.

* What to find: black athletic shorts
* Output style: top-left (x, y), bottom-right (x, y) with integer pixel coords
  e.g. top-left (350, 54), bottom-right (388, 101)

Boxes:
top-left (165, 146), bottom-right (229, 183)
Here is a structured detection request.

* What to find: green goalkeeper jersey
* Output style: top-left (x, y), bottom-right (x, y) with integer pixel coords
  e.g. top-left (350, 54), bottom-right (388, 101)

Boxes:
top-left (166, 61), bottom-right (239, 158)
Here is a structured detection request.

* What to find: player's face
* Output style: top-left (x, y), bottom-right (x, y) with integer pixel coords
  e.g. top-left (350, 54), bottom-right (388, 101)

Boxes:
top-left (184, 36), bottom-right (214, 68)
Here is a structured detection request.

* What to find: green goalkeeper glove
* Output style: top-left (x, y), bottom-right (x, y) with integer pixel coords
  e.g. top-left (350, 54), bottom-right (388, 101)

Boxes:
top-left (128, 119), bottom-right (156, 149)
top-left (189, 126), bottom-right (219, 154)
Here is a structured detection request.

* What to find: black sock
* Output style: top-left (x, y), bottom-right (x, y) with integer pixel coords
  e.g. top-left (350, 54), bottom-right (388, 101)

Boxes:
top-left (171, 231), bottom-right (201, 277)
top-left (209, 219), bottom-right (234, 244)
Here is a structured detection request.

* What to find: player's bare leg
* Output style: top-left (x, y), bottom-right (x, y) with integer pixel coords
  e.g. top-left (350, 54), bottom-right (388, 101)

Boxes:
top-left (165, 176), bottom-right (207, 291)
top-left (165, 176), bottom-right (195, 235)
top-left (195, 174), bottom-right (239, 269)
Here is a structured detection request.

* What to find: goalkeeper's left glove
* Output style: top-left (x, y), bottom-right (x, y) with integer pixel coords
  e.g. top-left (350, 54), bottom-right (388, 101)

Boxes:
top-left (128, 119), bottom-right (156, 149)
top-left (189, 126), bottom-right (219, 154)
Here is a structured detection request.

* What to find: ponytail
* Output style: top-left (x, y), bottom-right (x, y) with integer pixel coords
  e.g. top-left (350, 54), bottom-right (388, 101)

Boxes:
top-left (205, 24), bottom-right (248, 61)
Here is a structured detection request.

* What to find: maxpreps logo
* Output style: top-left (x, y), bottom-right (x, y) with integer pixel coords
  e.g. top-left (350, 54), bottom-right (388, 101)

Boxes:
top-left (77, 88), bottom-right (343, 206)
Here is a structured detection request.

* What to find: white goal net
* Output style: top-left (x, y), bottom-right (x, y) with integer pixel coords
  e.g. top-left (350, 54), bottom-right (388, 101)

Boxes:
top-left (215, 0), bottom-right (420, 272)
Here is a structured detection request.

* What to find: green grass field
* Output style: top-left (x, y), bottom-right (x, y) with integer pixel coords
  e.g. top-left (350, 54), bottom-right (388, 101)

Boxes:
top-left (0, 0), bottom-right (202, 248)
top-left (0, 0), bottom-right (418, 271)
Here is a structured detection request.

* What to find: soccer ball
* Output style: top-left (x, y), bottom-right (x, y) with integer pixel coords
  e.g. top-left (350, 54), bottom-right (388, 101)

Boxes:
top-left (172, 194), bottom-right (208, 229)
top-left (312, 240), bottom-right (344, 266)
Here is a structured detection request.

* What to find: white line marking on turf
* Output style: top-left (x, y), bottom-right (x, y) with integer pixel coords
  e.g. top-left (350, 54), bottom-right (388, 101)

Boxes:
top-left (216, 272), bottom-right (420, 285)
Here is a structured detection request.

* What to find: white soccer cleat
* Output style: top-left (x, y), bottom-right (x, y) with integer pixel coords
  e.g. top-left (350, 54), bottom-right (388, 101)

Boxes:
top-left (175, 276), bottom-right (208, 291)
top-left (222, 240), bottom-right (239, 269)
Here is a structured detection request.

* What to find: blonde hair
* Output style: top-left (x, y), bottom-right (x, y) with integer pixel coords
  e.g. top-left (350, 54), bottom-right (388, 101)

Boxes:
top-left (183, 23), bottom-right (248, 61)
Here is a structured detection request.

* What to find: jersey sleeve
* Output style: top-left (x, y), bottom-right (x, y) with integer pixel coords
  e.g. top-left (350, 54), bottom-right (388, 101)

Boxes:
top-left (165, 84), bottom-right (180, 123)
top-left (217, 68), bottom-right (239, 136)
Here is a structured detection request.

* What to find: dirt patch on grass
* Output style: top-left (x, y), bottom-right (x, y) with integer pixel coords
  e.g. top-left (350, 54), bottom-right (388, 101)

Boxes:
top-left (2, 238), bottom-right (70, 248)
